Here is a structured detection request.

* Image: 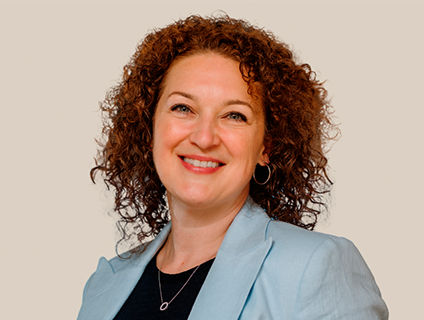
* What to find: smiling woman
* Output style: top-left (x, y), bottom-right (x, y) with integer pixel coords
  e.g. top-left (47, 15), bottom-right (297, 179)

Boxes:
top-left (153, 53), bottom-right (267, 215)
top-left (78, 15), bottom-right (388, 320)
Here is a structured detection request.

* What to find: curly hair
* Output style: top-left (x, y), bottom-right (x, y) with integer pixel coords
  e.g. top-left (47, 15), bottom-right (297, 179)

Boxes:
top-left (91, 14), bottom-right (337, 252)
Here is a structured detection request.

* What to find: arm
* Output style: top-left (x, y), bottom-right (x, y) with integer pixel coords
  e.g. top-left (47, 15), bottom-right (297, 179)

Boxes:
top-left (294, 237), bottom-right (388, 320)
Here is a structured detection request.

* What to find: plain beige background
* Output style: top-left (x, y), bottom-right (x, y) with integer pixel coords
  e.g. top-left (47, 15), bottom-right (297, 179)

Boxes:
top-left (1, 0), bottom-right (422, 318)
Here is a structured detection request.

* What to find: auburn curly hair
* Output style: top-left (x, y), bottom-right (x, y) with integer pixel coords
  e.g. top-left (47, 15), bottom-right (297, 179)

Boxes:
top-left (91, 14), bottom-right (337, 251)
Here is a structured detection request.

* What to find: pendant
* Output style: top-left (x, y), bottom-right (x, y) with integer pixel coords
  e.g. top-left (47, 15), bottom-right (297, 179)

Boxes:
top-left (160, 302), bottom-right (169, 311)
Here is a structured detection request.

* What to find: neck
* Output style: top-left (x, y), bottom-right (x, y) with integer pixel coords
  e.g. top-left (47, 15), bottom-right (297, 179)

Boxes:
top-left (156, 194), bottom-right (247, 274)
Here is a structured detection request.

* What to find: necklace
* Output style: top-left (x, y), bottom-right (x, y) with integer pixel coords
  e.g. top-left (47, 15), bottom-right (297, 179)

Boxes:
top-left (158, 265), bottom-right (201, 311)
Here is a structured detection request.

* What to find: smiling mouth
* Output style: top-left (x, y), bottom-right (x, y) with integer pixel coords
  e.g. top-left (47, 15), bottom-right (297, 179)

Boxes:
top-left (179, 156), bottom-right (225, 168)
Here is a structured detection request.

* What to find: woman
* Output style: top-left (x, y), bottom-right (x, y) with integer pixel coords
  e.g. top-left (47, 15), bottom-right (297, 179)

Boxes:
top-left (78, 15), bottom-right (388, 319)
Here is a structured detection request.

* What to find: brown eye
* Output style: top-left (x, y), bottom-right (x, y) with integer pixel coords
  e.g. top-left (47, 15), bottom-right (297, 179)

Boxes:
top-left (171, 104), bottom-right (191, 113)
top-left (227, 112), bottom-right (247, 122)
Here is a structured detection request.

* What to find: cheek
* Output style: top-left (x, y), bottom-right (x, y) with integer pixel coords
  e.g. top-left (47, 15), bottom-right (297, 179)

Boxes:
top-left (153, 119), bottom-right (174, 147)
top-left (153, 118), bottom-right (191, 157)
top-left (152, 121), bottom-right (169, 166)
top-left (225, 130), bottom-right (264, 161)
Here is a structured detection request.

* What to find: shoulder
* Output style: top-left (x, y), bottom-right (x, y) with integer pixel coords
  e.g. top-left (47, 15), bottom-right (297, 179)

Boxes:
top-left (83, 242), bottom-right (153, 293)
top-left (240, 199), bottom-right (359, 268)
top-left (261, 220), bottom-right (388, 319)
top-left (264, 219), bottom-right (375, 282)
top-left (266, 218), bottom-right (338, 246)
top-left (79, 242), bottom-right (154, 306)
top-left (265, 218), bottom-right (352, 261)
top-left (261, 220), bottom-right (339, 280)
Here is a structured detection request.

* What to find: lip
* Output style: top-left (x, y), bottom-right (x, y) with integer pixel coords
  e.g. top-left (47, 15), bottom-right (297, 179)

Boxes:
top-left (179, 154), bottom-right (225, 163)
top-left (178, 154), bottom-right (225, 174)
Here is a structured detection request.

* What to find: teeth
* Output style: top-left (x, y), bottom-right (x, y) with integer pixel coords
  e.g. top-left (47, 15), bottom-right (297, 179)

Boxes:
top-left (183, 157), bottom-right (220, 168)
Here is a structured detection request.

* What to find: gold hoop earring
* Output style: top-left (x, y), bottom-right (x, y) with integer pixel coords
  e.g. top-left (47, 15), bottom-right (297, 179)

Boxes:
top-left (253, 164), bottom-right (271, 185)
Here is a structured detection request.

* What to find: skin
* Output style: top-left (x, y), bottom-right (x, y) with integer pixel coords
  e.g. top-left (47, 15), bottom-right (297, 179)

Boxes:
top-left (152, 52), bottom-right (268, 273)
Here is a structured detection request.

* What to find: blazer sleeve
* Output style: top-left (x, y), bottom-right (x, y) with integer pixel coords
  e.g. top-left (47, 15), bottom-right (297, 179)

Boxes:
top-left (294, 237), bottom-right (389, 320)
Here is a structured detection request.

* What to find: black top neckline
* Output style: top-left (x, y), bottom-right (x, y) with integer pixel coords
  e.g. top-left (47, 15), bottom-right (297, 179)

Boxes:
top-left (156, 256), bottom-right (216, 277)
top-left (113, 251), bottom-right (215, 320)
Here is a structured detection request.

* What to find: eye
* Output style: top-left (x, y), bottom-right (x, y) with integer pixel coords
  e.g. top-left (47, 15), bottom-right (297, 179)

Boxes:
top-left (171, 104), bottom-right (191, 113)
top-left (226, 112), bottom-right (247, 122)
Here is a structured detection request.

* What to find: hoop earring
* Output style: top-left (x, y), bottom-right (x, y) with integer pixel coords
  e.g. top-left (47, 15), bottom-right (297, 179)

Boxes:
top-left (253, 164), bottom-right (271, 185)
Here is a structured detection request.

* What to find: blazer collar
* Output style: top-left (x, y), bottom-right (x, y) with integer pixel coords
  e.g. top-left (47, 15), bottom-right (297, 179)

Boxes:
top-left (188, 197), bottom-right (274, 320)
top-left (79, 197), bottom-right (273, 320)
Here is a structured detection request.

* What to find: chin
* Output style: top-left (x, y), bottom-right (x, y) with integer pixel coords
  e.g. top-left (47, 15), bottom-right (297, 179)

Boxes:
top-left (178, 192), bottom-right (216, 207)
top-left (169, 186), bottom-right (220, 209)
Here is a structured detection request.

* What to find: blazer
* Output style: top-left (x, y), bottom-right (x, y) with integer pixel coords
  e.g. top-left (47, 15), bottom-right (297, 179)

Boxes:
top-left (77, 197), bottom-right (388, 319)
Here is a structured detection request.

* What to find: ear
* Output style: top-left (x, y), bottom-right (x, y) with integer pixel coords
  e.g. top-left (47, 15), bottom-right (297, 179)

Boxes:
top-left (258, 151), bottom-right (269, 166)
top-left (258, 135), bottom-right (271, 166)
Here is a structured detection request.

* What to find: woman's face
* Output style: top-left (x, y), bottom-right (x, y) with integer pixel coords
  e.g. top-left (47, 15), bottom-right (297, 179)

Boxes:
top-left (152, 52), bottom-right (268, 210)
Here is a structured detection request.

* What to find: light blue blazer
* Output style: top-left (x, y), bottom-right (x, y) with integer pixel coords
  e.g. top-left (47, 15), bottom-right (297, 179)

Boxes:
top-left (77, 198), bottom-right (388, 319)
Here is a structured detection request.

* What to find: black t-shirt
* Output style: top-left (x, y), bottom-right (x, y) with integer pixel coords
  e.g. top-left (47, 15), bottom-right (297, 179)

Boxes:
top-left (114, 254), bottom-right (215, 320)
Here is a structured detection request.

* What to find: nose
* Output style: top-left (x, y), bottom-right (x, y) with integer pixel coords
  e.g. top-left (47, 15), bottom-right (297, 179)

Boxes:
top-left (189, 116), bottom-right (221, 150)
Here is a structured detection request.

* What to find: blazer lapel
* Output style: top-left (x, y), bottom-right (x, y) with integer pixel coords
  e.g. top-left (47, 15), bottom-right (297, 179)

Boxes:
top-left (188, 198), bottom-right (273, 320)
top-left (78, 223), bottom-right (171, 320)
top-left (79, 198), bottom-right (272, 320)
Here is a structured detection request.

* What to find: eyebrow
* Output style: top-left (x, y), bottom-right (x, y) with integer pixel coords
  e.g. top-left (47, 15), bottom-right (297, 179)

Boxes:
top-left (168, 91), bottom-right (254, 110)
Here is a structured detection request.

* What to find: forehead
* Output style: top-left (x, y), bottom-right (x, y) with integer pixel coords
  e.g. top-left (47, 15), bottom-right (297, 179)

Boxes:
top-left (159, 52), bottom-right (263, 110)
